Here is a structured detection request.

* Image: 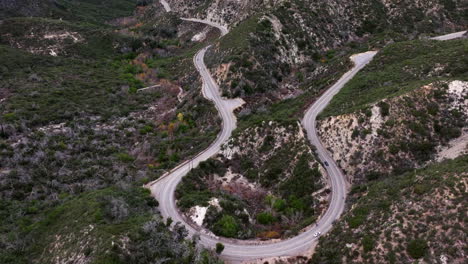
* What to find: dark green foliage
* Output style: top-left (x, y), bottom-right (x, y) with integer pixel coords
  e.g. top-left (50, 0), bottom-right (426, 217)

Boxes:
top-left (407, 239), bottom-right (428, 259)
top-left (378, 101), bottom-right (390, 116)
top-left (51, 0), bottom-right (137, 25)
top-left (0, 44), bottom-right (151, 127)
top-left (407, 141), bottom-right (436, 161)
top-left (177, 191), bottom-right (213, 210)
top-left (1, 186), bottom-right (221, 263)
top-left (362, 235), bottom-right (375, 252)
top-left (256, 212), bottom-right (276, 225)
top-left (215, 243), bottom-right (225, 254)
top-left (280, 154), bottom-right (322, 198)
top-left (273, 198), bottom-right (287, 211)
top-left (115, 153), bottom-right (135, 163)
top-left (348, 207), bottom-right (369, 229)
top-left (213, 215), bottom-right (239, 238)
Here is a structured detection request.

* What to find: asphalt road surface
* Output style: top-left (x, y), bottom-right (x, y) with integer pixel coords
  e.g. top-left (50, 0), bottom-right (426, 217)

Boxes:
top-left (182, 18), bottom-right (229, 37)
top-left (430, 30), bottom-right (466, 40)
top-left (160, 0), bottom-right (171, 12)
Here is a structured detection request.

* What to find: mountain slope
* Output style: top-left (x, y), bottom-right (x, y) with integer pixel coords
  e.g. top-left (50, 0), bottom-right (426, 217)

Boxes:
top-left (0, 0), bottom-right (467, 263)
top-left (317, 38), bottom-right (468, 183)
top-left (0, 0), bottom-right (137, 23)
top-left (199, 0), bottom-right (467, 111)
top-left (311, 155), bottom-right (467, 264)
top-left (0, 1), bottom-right (222, 263)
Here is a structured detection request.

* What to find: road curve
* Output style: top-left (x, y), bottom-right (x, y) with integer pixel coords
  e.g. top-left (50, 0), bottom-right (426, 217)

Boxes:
top-left (151, 2), bottom-right (467, 261)
top-left (182, 18), bottom-right (229, 37)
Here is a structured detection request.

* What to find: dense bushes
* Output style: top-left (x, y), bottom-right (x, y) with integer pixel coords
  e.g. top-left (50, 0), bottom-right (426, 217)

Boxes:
top-left (23, 187), bottom-right (221, 264)
top-left (215, 243), bottom-right (224, 254)
top-left (0, 46), bottom-right (150, 127)
top-left (0, 5), bottom-right (221, 263)
top-left (280, 155), bottom-right (322, 198)
top-left (312, 156), bottom-right (468, 263)
top-left (407, 239), bottom-right (428, 259)
top-left (213, 215), bottom-right (239, 238)
top-left (256, 212), bottom-right (276, 225)
top-left (176, 159), bottom-right (226, 209)
top-left (50, 0), bottom-right (137, 24)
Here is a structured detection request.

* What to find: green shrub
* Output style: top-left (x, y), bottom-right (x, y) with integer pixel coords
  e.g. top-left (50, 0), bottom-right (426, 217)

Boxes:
top-left (256, 212), bottom-right (276, 225)
top-left (2, 113), bottom-right (16, 122)
top-left (407, 239), bottom-right (428, 259)
top-left (378, 101), bottom-right (390, 116)
top-left (177, 192), bottom-right (212, 210)
top-left (348, 207), bottom-right (369, 228)
top-left (362, 235), bottom-right (375, 252)
top-left (273, 198), bottom-right (286, 211)
top-left (139, 125), bottom-right (153, 134)
top-left (366, 171), bottom-right (382, 181)
top-left (280, 154), bottom-right (321, 197)
top-left (288, 195), bottom-right (307, 212)
top-left (213, 215), bottom-right (239, 238)
top-left (115, 153), bottom-right (135, 163)
top-left (348, 215), bottom-right (365, 228)
top-left (215, 243), bottom-right (224, 254)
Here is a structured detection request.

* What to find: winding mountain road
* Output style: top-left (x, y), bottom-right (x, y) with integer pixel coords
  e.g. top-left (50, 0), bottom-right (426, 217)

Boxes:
top-left (150, 2), bottom-right (466, 262)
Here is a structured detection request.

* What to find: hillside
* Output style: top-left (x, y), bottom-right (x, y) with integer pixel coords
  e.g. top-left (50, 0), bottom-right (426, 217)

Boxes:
top-left (199, 0), bottom-right (467, 111)
top-left (165, 0), bottom-right (466, 32)
top-left (0, 0), bottom-right (137, 22)
top-left (309, 27), bottom-right (468, 264)
top-left (321, 38), bottom-right (468, 117)
top-left (311, 155), bottom-right (467, 264)
top-left (20, 187), bottom-right (221, 264)
top-left (0, 0), bottom-right (467, 263)
top-left (317, 38), bottom-right (468, 183)
top-left (0, 1), bottom-right (222, 263)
